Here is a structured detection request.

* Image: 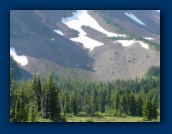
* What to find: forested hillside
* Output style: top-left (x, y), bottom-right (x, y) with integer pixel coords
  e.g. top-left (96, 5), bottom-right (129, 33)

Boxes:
top-left (10, 10), bottom-right (160, 122)
top-left (10, 66), bottom-right (160, 122)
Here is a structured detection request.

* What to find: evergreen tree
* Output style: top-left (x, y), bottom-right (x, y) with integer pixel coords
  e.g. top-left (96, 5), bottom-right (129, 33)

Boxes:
top-left (10, 101), bottom-right (16, 122)
top-left (73, 93), bottom-right (78, 115)
top-left (68, 92), bottom-right (78, 115)
top-left (10, 68), bottom-right (13, 107)
top-left (36, 75), bottom-right (42, 112)
top-left (90, 89), bottom-right (95, 115)
top-left (28, 102), bottom-right (37, 122)
top-left (46, 74), bottom-right (61, 121)
top-left (143, 96), bottom-right (152, 121)
top-left (151, 98), bottom-right (158, 120)
top-left (136, 95), bottom-right (143, 116)
top-left (10, 71), bottom-right (160, 122)
top-left (119, 94), bottom-right (127, 115)
top-left (15, 98), bottom-right (22, 122)
top-left (129, 94), bottom-right (136, 116)
top-left (114, 91), bottom-right (120, 115)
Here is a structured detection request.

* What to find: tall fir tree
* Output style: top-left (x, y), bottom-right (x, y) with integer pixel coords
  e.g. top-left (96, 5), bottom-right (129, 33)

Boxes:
top-left (151, 98), bottom-right (158, 120)
top-left (129, 94), bottom-right (136, 116)
top-left (143, 96), bottom-right (152, 121)
top-left (46, 74), bottom-right (61, 121)
top-left (136, 95), bottom-right (143, 116)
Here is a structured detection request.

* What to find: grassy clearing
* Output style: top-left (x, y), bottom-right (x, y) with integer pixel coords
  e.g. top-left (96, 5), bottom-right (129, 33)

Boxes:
top-left (66, 112), bottom-right (144, 122)
top-left (26, 113), bottom-right (160, 122)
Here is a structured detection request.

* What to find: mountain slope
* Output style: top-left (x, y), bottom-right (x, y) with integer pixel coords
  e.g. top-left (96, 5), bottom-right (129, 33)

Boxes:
top-left (97, 10), bottom-right (160, 44)
top-left (10, 10), bottom-right (160, 82)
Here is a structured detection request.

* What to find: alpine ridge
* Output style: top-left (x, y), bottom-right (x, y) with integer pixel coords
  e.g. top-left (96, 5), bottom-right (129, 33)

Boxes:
top-left (10, 10), bottom-right (160, 82)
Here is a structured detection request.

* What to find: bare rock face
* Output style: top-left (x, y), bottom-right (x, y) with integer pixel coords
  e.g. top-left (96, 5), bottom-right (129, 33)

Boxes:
top-left (10, 10), bottom-right (160, 82)
top-left (89, 42), bottom-right (159, 82)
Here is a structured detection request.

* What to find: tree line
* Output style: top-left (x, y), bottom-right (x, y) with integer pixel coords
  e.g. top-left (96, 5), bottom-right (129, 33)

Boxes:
top-left (101, 15), bottom-right (160, 51)
top-left (10, 66), bottom-right (160, 122)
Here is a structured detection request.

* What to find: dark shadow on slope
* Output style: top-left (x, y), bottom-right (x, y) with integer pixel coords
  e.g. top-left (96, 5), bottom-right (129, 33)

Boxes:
top-left (97, 10), bottom-right (160, 36)
top-left (10, 10), bottom-right (94, 72)
top-left (10, 56), bottom-right (32, 81)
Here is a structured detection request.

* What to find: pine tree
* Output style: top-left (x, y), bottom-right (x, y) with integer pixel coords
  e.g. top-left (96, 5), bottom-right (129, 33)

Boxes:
top-left (10, 68), bottom-right (13, 108)
top-left (13, 85), bottom-right (28, 122)
top-left (65, 92), bottom-right (70, 113)
top-left (105, 88), bottom-right (110, 113)
top-left (120, 94), bottom-right (127, 115)
top-left (90, 89), bottom-right (95, 115)
top-left (143, 96), bottom-right (152, 121)
top-left (28, 102), bottom-right (37, 122)
top-left (72, 93), bottom-right (78, 116)
top-left (15, 98), bottom-right (22, 122)
top-left (37, 75), bottom-right (42, 112)
top-left (10, 101), bottom-right (16, 122)
top-left (27, 75), bottom-right (37, 105)
top-left (54, 83), bottom-right (61, 121)
top-left (73, 99), bottom-right (78, 116)
top-left (129, 94), bottom-right (136, 116)
top-left (41, 88), bottom-right (46, 118)
top-left (46, 74), bottom-right (61, 121)
top-left (136, 95), bottom-right (143, 116)
top-left (114, 91), bottom-right (120, 115)
top-left (151, 98), bottom-right (158, 120)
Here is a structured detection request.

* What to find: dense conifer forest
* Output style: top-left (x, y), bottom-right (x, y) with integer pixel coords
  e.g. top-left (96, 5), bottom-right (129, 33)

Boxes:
top-left (10, 66), bottom-right (160, 122)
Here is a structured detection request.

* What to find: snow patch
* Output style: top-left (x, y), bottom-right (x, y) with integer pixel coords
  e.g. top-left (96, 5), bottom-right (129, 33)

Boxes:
top-left (62, 10), bottom-right (126, 37)
top-left (53, 29), bottom-right (64, 36)
top-left (70, 35), bottom-right (103, 51)
top-left (61, 10), bottom-right (126, 51)
top-left (10, 47), bottom-right (29, 66)
top-left (51, 38), bottom-right (55, 41)
top-left (125, 12), bottom-right (146, 25)
top-left (143, 37), bottom-right (154, 40)
top-left (113, 40), bottom-right (149, 49)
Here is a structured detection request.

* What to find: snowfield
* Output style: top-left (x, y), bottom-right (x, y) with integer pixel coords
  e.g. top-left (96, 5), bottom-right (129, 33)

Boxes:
top-left (70, 34), bottom-right (104, 51)
top-left (10, 47), bottom-right (29, 66)
top-left (53, 29), bottom-right (64, 36)
top-left (61, 10), bottom-right (126, 51)
top-left (143, 37), bottom-right (154, 40)
top-left (57, 10), bottom-right (150, 51)
top-left (125, 12), bottom-right (146, 25)
top-left (61, 10), bottom-right (126, 37)
top-left (113, 40), bottom-right (149, 49)
top-left (51, 38), bottom-right (55, 41)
